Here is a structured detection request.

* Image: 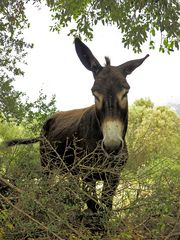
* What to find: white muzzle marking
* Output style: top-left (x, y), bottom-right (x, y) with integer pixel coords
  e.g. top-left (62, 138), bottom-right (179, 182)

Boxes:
top-left (101, 119), bottom-right (123, 151)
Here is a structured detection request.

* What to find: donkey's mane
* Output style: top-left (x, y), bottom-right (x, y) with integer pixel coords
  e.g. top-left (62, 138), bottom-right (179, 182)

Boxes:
top-left (105, 56), bottom-right (111, 66)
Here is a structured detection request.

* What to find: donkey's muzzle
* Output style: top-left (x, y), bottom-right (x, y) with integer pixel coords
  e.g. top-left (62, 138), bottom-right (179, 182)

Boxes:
top-left (101, 139), bottom-right (124, 156)
top-left (101, 119), bottom-right (124, 155)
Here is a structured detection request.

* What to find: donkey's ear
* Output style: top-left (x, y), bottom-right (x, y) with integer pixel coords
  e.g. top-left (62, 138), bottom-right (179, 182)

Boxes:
top-left (117, 54), bottom-right (149, 77)
top-left (75, 38), bottom-right (102, 74)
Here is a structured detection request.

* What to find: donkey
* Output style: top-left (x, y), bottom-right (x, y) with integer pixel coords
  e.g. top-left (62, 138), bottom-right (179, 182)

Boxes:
top-left (4, 38), bottom-right (149, 214)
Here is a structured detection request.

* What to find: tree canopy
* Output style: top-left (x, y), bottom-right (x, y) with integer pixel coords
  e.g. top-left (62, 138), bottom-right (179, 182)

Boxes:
top-left (0, 0), bottom-right (32, 78)
top-left (0, 0), bottom-right (179, 64)
top-left (48, 0), bottom-right (180, 53)
top-left (0, 0), bottom-right (56, 124)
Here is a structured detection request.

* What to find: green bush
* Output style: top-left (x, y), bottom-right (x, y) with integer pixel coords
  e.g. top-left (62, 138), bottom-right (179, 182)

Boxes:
top-left (0, 100), bottom-right (179, 239)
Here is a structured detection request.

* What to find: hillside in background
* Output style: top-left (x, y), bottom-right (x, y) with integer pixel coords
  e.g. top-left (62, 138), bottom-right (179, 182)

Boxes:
top-left (168, 103), bottom-right (180, 116)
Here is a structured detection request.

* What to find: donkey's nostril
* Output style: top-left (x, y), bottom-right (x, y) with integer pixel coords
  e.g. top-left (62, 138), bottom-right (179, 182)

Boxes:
top-left (102, 140), bottom-right (124, 155)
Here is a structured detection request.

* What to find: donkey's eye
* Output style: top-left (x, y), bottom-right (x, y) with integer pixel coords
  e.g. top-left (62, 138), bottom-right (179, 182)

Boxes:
top-left (93, 91), bottom-right (103, 109)
top-left (117, 89), bottom-right (128, 109)
top-left (123, 91), bottom-right (128, 98)
top-left (93, 93), bottom-right (100, 102)
top-left (93, 91), bottom-right (103, 102)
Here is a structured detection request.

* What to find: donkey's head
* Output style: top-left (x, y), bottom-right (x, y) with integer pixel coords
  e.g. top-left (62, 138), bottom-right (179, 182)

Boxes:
top-left (75, 38), bottom-right (149, 154)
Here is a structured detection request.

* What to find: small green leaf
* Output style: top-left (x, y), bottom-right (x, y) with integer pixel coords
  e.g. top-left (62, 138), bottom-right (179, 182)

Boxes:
top-left (150, 28), bottom-right (155, 36)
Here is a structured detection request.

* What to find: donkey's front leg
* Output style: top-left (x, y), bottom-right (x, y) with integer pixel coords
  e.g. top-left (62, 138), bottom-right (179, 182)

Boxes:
top-left (101, 174), bottom-right (119, 211)
top-left (82, 178), bottom-right (99, 213)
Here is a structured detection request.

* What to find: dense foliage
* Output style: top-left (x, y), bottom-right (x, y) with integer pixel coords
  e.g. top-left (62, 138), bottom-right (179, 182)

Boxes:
top-left (0, 82), bottom-right (56, 132)
top-left (49, 0), bottom-right (180, 53)
top-left (1, 0), bottom-right (179, 75)
top-left (0, 99), bottom-right (179, 239)
top-left (0, 0), bottom-right (57, 126)
top-left (0, 0), bottom-right (32, 78)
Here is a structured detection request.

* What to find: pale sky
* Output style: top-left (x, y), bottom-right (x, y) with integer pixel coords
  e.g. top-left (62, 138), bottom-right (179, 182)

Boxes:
top-left (15, 4), bottom-right (180, 111)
